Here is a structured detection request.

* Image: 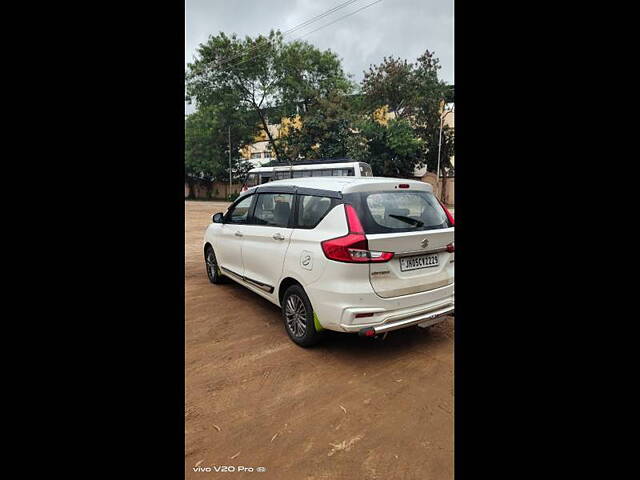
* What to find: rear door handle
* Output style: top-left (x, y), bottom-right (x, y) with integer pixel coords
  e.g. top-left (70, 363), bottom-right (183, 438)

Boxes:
top-left (273, 233), bottom-right (285, 241)
top-left (235, 231), bottom-right (243, 237)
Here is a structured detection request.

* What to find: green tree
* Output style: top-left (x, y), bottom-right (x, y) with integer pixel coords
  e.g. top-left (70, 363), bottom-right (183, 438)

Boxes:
top-left (187, 31), bottom-right (283, 159)
top-left (360, 50), bottom-right (454, 174)
top-left (186, 32), bottom-right (352, 163)
top-left (276, 92), bottom-right (355, 161)
top-left (361, 56), bottom-right (418, 120)
top-left (348, 117), bottom-right (424, 178)
top-left (275, 40), bottom-right (353, 114)
top-left (412, 51), bottom-right (454, 173)
top-left (185, 105), bottom-right (253, 199)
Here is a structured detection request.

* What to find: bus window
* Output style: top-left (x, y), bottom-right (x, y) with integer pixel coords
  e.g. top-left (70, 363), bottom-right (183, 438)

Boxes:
top-left (274, 170), bottom-right (292, 180)
top-left (346, 168), bottom-right (355, 176)
top-left (359, 163), bottom-right (373, 177)
top-left (260, 173), bottom-right (273, 184)
top-left (244, 173), bottom-right (259, 188)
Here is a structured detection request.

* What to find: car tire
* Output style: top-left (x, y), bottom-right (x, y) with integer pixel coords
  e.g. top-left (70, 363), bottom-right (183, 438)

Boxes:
top-left (205, 246), bottom-right (226, 284)
top-left (281, 285), bottom-right (322, 347)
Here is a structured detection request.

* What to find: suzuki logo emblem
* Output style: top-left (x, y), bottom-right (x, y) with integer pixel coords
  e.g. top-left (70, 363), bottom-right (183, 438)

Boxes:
top-left (421, 238), bottom-right (429, 248)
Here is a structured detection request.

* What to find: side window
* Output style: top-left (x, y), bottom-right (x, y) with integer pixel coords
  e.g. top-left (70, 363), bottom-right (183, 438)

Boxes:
top-left (296, 195), bottom-right (335, 229)
top-left (226, 195), bottom-right (254, 224)
top-left (253, 193), bottom-right (294, 227)
top-left (346, 167), bottom-right (355, 176)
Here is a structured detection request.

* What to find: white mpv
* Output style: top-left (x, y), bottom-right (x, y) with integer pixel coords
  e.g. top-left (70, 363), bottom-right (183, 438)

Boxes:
top-left (204, 177), bottom-right (454, 347)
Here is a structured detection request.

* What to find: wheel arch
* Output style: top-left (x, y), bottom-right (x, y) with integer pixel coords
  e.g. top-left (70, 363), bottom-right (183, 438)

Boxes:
top-left (203, 242), bottom-right (213, 258)
top-left (278, 276), bottom-right (305, 307)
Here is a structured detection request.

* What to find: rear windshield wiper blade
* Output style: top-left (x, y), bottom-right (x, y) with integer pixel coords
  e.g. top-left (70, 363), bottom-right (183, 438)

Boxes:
top-left (388, 214), bottom-right (424, 227)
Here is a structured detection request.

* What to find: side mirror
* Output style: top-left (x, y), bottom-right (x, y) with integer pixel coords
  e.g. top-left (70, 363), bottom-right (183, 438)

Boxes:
top-left (212, 212), bottom-right (224, 224)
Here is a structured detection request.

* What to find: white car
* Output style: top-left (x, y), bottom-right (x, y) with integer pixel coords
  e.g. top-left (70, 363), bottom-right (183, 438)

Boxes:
top-left (204, 177), bottom-right (454, 347)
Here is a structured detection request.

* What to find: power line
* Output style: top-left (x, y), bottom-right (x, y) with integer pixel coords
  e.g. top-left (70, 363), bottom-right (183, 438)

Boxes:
top-left (227, 0), bottom-right (384, 71)
top-left (294, 0), bottom-right (384, 41)
top-left (212, 0), bottom-right (364, 69)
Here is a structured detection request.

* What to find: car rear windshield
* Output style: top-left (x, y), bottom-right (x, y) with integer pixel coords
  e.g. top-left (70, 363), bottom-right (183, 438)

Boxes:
top-left (343, 191), bottom-right (451, 234)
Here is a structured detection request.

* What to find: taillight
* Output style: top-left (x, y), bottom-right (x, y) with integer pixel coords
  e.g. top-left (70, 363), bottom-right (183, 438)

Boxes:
top-left (321, 205), bottom-right (394, 263)
top-left (438, 200), bottom-right (455, 226)
top-left (446, 242), bottom-right (455, 253)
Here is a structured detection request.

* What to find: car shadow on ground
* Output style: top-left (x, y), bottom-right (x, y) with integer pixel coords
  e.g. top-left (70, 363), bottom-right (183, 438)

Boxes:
top-left (210, 273), bottom-right (453, 362)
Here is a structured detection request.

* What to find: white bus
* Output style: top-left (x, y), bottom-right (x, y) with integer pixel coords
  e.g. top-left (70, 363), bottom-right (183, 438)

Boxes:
top-left (241, 159), bottom-right (373, 192)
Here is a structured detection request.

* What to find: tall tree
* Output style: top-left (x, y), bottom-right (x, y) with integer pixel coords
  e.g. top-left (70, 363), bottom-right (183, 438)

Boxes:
top-left (347, 116), bottom-right (424, 178)
top-left (185, 105), bottom-right (254, 198)
top-left (361, 56), bottom-right (418, 119)
top-left (412, 51), bottom-right (453, 173)
top-left (275, 40), bottom-right (353, 114)
top-left (276, 91), bottom-right (355, 160)
top-left (186, 32), bottom-right (352, 163)
top-left (186, 31), bottom-right (284, 160)
top-left (360, 50), bottom-right (454, 174)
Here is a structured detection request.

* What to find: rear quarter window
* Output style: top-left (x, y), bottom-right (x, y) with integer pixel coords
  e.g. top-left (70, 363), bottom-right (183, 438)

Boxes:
top-left (295, 195), bottom-right (338, 229)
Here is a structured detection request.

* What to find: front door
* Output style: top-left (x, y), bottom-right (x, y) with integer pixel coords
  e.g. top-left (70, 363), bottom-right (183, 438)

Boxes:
top-left (216, 194), bottom-right (255, 278)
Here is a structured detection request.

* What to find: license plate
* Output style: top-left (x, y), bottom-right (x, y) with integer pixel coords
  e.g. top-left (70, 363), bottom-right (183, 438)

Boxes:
top-left (399, 253), bottom-right (439, 272)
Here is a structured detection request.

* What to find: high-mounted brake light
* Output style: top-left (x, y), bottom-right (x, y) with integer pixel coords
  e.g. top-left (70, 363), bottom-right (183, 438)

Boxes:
top-left (398, 184), bottom-right (410, 189)
top-left (321, 205), bottom-right (394, 263)
top-left (438, 199), bottom-right (455, 226)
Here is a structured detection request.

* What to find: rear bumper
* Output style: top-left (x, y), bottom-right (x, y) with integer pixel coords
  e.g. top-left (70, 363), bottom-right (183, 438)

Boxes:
top-left (358, 304), bottom-right (454, 335)
top-left (307, 279), bottom-right (454, 332)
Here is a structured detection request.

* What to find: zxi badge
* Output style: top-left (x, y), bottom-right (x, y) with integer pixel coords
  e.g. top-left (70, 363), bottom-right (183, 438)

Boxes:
top-left (421, 238), bottom-right (429, 248)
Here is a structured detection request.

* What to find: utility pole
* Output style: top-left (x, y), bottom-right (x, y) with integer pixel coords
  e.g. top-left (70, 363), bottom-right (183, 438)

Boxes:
top-left (437, 108), bottom-right (453, 202)
top-left (228, 125), bottom-right (232, 196)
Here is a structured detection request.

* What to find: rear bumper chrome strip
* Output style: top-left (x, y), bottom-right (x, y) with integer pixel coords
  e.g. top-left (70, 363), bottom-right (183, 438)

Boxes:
top-left (359, 304), bottom-right (454, 335)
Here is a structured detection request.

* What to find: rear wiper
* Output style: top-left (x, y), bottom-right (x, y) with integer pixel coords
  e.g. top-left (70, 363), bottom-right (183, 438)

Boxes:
top-left (388, 214), bottom-right (424, 227)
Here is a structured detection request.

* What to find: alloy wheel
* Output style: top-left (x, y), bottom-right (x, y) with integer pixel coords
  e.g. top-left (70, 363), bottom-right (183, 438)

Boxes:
top-left (206, 250), bottom-right (217, 280)
top-left (284, 294), bottom-right (307, 338)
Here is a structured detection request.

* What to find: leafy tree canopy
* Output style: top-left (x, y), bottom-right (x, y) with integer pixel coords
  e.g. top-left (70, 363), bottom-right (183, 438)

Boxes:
top-left (186, 31), bottom-right (353, 163)
top-left (184, 105), bottom-right (254, 198)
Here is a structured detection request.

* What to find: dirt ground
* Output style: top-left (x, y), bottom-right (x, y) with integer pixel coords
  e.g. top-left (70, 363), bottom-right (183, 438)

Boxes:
top-left (185, 200), bottom-right (454, 480)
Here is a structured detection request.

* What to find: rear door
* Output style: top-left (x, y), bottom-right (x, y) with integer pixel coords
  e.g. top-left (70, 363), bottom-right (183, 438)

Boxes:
top-left (240, 192), bottom-right (295, 295)
top-left (348, 189), bottom-right (454, 298)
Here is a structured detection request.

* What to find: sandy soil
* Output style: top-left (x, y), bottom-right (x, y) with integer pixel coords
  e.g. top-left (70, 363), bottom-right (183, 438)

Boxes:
top-left (185, 200), bottom-right (454, 479)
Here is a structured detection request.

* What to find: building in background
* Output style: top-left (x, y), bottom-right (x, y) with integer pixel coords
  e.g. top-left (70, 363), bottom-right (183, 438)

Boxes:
top-left (242, 123), bottom-right (280, 167)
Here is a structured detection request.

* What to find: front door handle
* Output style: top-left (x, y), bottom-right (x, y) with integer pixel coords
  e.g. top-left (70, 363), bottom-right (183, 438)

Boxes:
top-left (234, 231), bottom-right (243, 237)
top-left (273, 233), bottom-right (285, 241)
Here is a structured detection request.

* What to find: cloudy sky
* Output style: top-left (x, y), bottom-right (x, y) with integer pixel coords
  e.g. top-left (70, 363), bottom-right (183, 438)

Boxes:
top-left (185, 0), bottom-right (453, 114)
